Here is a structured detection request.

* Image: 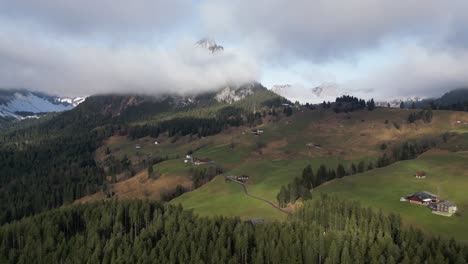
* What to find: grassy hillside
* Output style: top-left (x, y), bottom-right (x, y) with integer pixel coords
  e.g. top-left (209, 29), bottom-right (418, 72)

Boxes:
top-left (315, 150), bottom-right (468, 241)
top-left (171, 109), bottom-right (468, 226)
top-left (68, 100), bottom-right (468, 240)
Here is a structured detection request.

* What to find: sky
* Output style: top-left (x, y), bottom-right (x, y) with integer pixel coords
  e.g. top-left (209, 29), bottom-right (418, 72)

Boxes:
top-left (1, 0), bottom-right (468, 101)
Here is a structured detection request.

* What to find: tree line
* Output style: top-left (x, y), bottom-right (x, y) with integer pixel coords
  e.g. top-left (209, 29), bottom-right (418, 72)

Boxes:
top-left (331, 96), bottom-right (376, 113)
top-left (277, 161), bottom-right (373, 207)
top-left (407, 108), bottom-right (433, 123)
top-left (127, 106), bottom-right (263, 140)
top-left (1, 196), bottom-right (466, 263)
top-left (278, 135), bottom-right (446, 207)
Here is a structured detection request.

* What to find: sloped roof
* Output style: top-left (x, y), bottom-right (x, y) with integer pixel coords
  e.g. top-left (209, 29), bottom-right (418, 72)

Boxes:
top-left (439, 201), bottom-right (456, 207)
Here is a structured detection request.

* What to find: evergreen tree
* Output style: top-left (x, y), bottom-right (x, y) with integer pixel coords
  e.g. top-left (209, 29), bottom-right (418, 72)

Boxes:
top-left (302, 165), bottom-right (314, 188)
top-left (357, 161), bottom-right (365, 173)
top-left (148, 165), bottom-right (154, 178)
top-left (336, 164), bottom-right (346, 178)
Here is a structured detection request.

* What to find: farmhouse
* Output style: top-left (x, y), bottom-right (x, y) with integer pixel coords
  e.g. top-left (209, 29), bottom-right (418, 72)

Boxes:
top-left (236, 175), bottom-right (250, 182)
top-left (192, 157), bottom-right (213, 165)
top-left (404, 191), bottom-right (439, 205)
top-left (415, 171), bottom-right (426, 179)
top-left (251, 129), bottom-right (264, 135)
top-left (432, 201), bottom-right (458, 217)
top-left (225, 175), bottom-right (250, 183)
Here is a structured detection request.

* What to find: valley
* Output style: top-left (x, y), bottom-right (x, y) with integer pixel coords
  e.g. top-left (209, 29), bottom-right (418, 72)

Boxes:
top-left (66, 96), bottom-right (468, 240)
top-left (1, 87), bottom-right (468, 263)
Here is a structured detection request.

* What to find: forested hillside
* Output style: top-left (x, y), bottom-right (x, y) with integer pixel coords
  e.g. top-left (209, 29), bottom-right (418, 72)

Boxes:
top-left (1, 88), bottom-right (467, 263)
top-left (0, 86), bottom-right (283, 224)
top-left (1, 195), bottom-right (467, 263)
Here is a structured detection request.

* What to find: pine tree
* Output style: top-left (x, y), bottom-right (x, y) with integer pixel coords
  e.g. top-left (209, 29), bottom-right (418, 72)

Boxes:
top-left (357, 161), bottom-right (365, 173)
top-left (325, 240), bottom-right (340, 264)
top-left (340, 242), bottom-right (351, 264)
top-left (148, 165), bottom-right (154, 179)
top-left (336, 164), bottom-right (346, 178)
top-left (302, 165), bottom-right (314, 188)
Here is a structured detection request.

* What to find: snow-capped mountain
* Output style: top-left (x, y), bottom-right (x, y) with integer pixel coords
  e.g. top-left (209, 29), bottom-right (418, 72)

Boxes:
top-left (0, 90), bottom-right (85, 121)
top-left (311, 83), bottom-right (340, 99)
top-left (195, 38), bottom-right (224, 53)
top-left (270, 84), bottom-right (292, 97)
top-left (55, 97), bottom-right (86, 107)
top-left (270, 82), bottom-right (342, 104)
top-left (376, 97), bottom-right (425, 108)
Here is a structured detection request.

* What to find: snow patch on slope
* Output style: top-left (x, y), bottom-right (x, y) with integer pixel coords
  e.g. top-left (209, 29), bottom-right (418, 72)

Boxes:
top-left (376, 97), bottom-right (425, 108)
top-left (0, 91), bottom-right (85, 120)
top-left (270, 82), bottom-right (343, 104)
top-left (215, 85), bottom-right (254, 104)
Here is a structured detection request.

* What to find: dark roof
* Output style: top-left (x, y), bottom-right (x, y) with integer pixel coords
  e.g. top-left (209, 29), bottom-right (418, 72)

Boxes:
top-left (439, 201), bottom-right (456, 207)
top-left (407, 191), bottom-right (438, 201)
top-left (193, 157), bottom-right (212, 163)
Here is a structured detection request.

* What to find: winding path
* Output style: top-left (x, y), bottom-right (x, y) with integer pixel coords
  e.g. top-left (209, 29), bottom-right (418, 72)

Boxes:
top-left (226, 178), bottom-right (291, 215)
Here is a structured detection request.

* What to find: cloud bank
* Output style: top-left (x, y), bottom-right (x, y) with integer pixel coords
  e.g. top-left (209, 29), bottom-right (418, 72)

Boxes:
top-left (0, 0), bottom-right (192, 36)
top-left (1, 0), bottom-right (468, 99)
top-left (0, 32), bottom-right (258, 97)
top-left (201, 0), bottom-right (468, 99)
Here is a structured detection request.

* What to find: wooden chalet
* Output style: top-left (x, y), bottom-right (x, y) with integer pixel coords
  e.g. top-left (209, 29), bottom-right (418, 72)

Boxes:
top-left (192, 157), bottom-right (213, 165)
top-left (415, 171), bottom-right (426, 179)
top-left (432, 201), bottom-right (457, 216)
top-left (405, 191), bottom-right (439, 205)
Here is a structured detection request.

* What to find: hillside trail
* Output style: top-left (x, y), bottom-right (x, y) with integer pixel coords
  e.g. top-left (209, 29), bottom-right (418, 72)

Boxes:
top-left (226, 178), bottom-right (291, 216)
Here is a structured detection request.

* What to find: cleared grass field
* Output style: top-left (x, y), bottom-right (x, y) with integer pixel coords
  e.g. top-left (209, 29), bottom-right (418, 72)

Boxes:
top-left (315, 150), bottom-right (468, 241)
top-left (86, 108), bottom-right (468, 241)
top-left (171, 176), bottom-right (287, 221)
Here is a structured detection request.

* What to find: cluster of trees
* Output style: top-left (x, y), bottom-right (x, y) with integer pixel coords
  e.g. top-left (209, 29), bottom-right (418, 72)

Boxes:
top-left (1, 196), bottom-right (466, 263)
top-left (261, 97), bottom-right (291, 108)
top-left (432, 102), bottom-right (468, 112)
top-left (128, 117), bottom-right (228, 139)
top-left (376, 137), bottom-right (440, 167)
top-left (191, 166), bottom-right (224, 189)
top-left (128, 106), bottom-right (263, 140)
top-left (104, 154), bottom-right (134, 181)
top-left (157, 165), bottom-right (223, 202)
top-left (277, 161), bottom-right (375, 207)
top-left (278, 135), bottom-right (446, 207)
top-left (283, 106), bottom-right (293, 116)
top-left (408, 109), bottom-right (433, 123)
top-left (332, 96), bottom-right (376, 113)
top-left (160, 184), bottom-right (187, 202)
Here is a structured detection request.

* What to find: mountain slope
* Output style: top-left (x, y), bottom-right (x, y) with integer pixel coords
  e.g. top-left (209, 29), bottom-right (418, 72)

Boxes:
top-left (0, 89), bottom-right (84, 121)
top-left (270, 82), bottom-right (343, 103)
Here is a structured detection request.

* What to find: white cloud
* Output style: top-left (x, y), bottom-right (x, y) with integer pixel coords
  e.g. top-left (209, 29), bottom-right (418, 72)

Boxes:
top-left (345, 44), bottom-right (468, 100)
top-left (0, 0), bottom-right (192, 37)
top-left (0, 32), bottom-right (259, 97)
top-left (200, 0), bottom-right (468, 62)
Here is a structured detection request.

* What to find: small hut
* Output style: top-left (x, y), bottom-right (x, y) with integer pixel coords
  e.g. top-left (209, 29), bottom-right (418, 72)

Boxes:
top-left (415, 171), bottom-right (426, 179)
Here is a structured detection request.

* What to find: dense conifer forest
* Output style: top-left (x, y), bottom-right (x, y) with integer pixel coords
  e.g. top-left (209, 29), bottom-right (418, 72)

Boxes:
top-left (1, 195), bottom-right (466, 263)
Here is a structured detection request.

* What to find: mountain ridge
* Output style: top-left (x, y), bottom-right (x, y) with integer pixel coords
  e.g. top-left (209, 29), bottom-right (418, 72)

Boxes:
top-left (0, 89), bottom-right (85, 127)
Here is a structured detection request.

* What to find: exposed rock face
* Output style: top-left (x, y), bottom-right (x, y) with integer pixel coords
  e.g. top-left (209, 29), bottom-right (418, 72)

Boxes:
top-left (215, 85), bottom-right (255, 104)
top-left (195, 38), bottom-right (224, 53)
